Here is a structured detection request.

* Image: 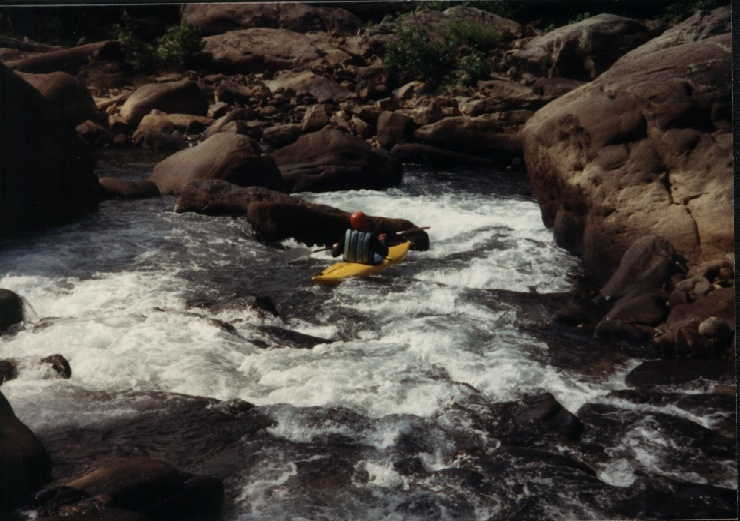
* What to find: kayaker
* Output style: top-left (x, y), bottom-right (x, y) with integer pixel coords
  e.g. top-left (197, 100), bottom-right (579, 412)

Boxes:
top-left (330, 211), bottom-right (399, 265)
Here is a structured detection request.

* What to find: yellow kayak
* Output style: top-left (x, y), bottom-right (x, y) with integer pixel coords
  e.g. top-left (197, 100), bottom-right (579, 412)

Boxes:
top-left (311, 241), bottom-right (411, 284)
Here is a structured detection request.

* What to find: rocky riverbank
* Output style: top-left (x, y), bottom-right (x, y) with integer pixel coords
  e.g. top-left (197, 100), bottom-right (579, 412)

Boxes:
top-left (0, 2), bottom-right (734, 519)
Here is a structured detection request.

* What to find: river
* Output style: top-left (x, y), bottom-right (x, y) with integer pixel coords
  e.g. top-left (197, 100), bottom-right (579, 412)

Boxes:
top-left (0, 152), bottom-right (735, 520)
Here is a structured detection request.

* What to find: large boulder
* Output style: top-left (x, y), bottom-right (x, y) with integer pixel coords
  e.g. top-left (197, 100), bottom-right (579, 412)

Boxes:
top-left (119, 80), bottom-right (207, 128)
top-left (506, 14), bottom-right (652, 81)
top-left (521, 33), bottom-right (732, 277)
top-left (0, 390), bottom-right (51, 514)
top-left (35, 457), bottom-right (223, 521)
top-left (620, 6), bottom-right (731, 61)
top-left (149, 133), bottom-right (285, 195)
top-left (182, 3), bottom-right (362, 36)
top-left (174, 180), bottom-right (429, 249)
top-left (4, 40), bottom-right (122, 74)
top-left (273, 127), bottom-right (402, 192)
top-left (0, 289), bottom-right (24, 332)
top-left (0, 62), bottom-right (99, 234)
top-left (413, 116), bottom-right (521, 158)
top-left (201, 28), bottom-right (322, 73)
top-left (18, 71), bottom-right (100, 126)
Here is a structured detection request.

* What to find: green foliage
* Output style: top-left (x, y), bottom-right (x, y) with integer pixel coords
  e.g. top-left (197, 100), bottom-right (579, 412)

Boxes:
top-left (446, 18), bottom-right (501, 51)
top-left (456, 50), bottom-right (490, 85)
top-left (383, 15), bottom-right (500, 90)
top-left (384, 24), bottom-right (455, 89)
top-left (112, 12), bottom-right (202, 72)
top-left (155, 23), bottom-right (203, 68)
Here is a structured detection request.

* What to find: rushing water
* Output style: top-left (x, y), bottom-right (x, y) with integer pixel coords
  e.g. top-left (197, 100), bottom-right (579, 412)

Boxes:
top-left (0, 155), bottom-right (735, 520)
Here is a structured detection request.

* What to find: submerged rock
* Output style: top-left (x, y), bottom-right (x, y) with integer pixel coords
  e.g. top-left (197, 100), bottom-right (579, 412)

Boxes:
top-left (0, 289), bottom-right (24, 332)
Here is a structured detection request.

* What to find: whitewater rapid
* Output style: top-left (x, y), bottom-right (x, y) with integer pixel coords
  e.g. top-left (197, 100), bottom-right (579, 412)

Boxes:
top-left (1, 161), bottom-right (734, 519)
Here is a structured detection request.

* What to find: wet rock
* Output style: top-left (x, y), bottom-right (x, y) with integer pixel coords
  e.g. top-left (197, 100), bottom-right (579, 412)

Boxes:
top-left (625, 359), bottom-right (732, 388)
top-left (265, 71), bottom-right (351, 103)
top-left (252, 325), bottom-right (331, 349)
top-left (273, 127), bottom-right (402, 192)
top-left (150, 133), bottom-right (285, 195)
top-left (173, 179), bottom-right (427, 249)
top-left (202, 28), bottom-right (322, 73)
top-left (119, 80), bottom-right (208, 128)
top-left (183, 3), bottom-right (362, 36)
top-left (36, 457), bottom-right (223, 521)
top-left (99, 178), bottom-right (160, 200)
top-left (0, 390), bottom-right (52, 514)
top-left (1, 62), bottom-right (99, 235)
top-left (522, 34), bottom-right (732, 276)
top-left (600, 235), bottom-right (681, 299)
top-left (19, 71), bottom-right (100, 126)
top-left (0, 360), bottom-right (18, 384)
top-left (656, 286), bottom-right (734, 357)
top-left (615, 479), bottom-right (737, 521)
top-left (41, 354), bottom-right (72, 379)
top-left (207, 101), bottom-right (230, 119)
top-left (0, 288), bottom-right (24, 331)
top-left (5, 40), bottom-right (122, 74)
top-left (506, 14), bottom-right (651, 81)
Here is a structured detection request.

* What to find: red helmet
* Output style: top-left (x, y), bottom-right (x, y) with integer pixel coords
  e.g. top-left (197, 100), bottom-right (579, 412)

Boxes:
top-left (350, 211), bottom-right (369, 231)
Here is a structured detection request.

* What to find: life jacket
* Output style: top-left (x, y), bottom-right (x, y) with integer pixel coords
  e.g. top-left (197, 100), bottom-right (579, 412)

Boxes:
top-left (343, 229), bottom-right (378, 264)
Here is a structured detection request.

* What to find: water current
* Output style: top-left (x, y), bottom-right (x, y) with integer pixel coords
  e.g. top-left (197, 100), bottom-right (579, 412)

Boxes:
top-left (0, 152), bottom-right (735, 520)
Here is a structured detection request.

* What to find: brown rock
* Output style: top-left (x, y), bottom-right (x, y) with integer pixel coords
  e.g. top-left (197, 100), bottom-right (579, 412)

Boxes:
top-left (0, 390), bottom-right (51, 514)
top-left (76, 120), bottom-right (113, 147)
top-left (5, 40), bottom-right (123, 74)
top-left (301, 104), bottom-right (331, 132)
top-left (174, 180), bottom-right (428, 249)
top-left (620, 6), bottom-right (730, 61)
top-left (202, 28), bottom-right (321, 73)
top-left (413, 116), bottom-right (522, 157)
top-left (507, 14), bottom-right (651, 81)
top-left (19, 71), bottom-right (100, 125)
top-left (522, 34), bottom-right (732, 278)
top-left (273, 127), bottom-right (402, 192)
top-left (203, 108), bottom-right (254, 138)
top-left (265, 71), bottom-right (351, 103)
top-left (0, 62), bottom-right (99, 235)
top-left (99, 178), bottom-right (160, 200)
top-left (182, 3), bottom-right (361, 36)
top-left (390, 143), bottom-right (497, 167)
top-left (131, 112), bottom-right (213, 150)
top-left (119, 80), bottom-right (207, 128)
top-left (600, 235), bottom-right (681, 299)
top-left (262, 123), bottom-right (302, 147)
top-left (150, 133), bottom-right (285, 195)
top-left (377, 111), bottom-right (412, 149)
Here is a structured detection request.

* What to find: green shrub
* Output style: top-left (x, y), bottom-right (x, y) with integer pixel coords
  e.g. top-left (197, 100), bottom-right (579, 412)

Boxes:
top-left (112, 12), bottom-right (202, 72)
top-left (383, 16), bottom-right (499, 90)
top-left (457, 49), bottom-right (490, 85)
top-left (446, 18), bottom-right (500, 51)
top-left (384, 24), bottom-right (455, 89)
top-left (155, 23), bottom-right (203, 68)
